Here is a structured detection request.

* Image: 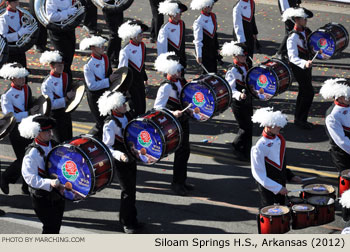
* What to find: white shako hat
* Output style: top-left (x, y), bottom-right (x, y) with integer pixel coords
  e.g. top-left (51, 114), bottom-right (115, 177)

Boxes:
top-left (19, 115), bottom-right (56, 139)
top-left (220, 41), bottom-right (245, 57)
top-left (342, 227), bottom-right (350, 234)
top-left (190, 0), bottom-right (214, 10)
top-left (79, 36), bottom-right (107, 50)
top-left (98, 91), bottom-right (126, 116)
top-left (154, 52), bottom-right (182, 75)
top-left (340, 190), bottom-right (350, 210)
top-left (252, 107), bottom-right (288, 128)
top-left (40, 50), bottom-right (63, 64)
top-left (282, 7), bottom-right (313, 22)
top-left (0, 63), bottom-right (29, 79)
top-left (118, 20), bottom-right (149, 41)
top-left (158, 0), bottom-right (188, 16)
top-left (320, 78), bottom-right (350, 100)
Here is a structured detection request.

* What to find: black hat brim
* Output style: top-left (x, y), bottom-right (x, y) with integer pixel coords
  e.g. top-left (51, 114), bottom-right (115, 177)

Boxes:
top-left (110, 67), bottom-right (134, 94)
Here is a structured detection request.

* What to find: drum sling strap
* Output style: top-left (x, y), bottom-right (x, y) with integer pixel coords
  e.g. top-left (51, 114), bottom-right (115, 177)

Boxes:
top-left (288, 29), bottom-right (312, 60)
top-left (160, 80), bottom-right (182, 111)
top-left (107, 112), bottom-right (132, 148)
top-left (229, 64), bottom-right (246, 92)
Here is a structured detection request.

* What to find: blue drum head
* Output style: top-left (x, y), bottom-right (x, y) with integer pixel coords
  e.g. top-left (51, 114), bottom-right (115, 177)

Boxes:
top-left (246, 67), bottom-right (277, 101)
top-left (47, 146), bottom-right (92, 201)
top-left (125, 120), bottom-right (163, 164)
top-left (308, 31), bottom-right (335, 59)
top-left (181, 81), bottom-right (215, 121)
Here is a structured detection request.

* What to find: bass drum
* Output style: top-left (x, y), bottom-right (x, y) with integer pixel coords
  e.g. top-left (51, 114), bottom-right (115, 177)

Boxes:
top-left (180, 74), bottom-right (232, 122)
top-left (246, 58), bottom-right (292, 101)
top-left (124, 109), bottom-right (182, 165)
top-left (46, 135), bottom-right (114, 201)
top-left (91, 0), bottom-right (134, 12)
top-left (0, 7), bottom-right (39, 53)
top-left (34, 0), bottom-right (86, 31)
top-left (308, 23), bottom-right (349, 60)
top-left (0, 34), bottom-right (8, 68)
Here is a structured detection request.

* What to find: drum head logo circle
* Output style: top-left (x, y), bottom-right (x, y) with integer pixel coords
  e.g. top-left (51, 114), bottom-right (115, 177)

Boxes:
top-left (192, 92), bottom-right (205, 107)
top-left (268, 207), bottom-right (282, 214)
top-left (257, 74), bottom-right (268, 88)
top-left (138, 130), bottom-right (152, 148)
top-left (62, 160), bottom-right (79, 182)
top-left (317, 38), bottom-right (328, 49)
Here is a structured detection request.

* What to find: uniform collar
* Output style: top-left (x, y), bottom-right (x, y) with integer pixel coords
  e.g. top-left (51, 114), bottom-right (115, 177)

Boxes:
top-left (11, 82), bottom-right (23, 90)
top-left (169, 18), bottom-right (179, 25)
top-left (91, 53), bottom-right (102, 60)
top-left (262, 130), bottom-right (276, 139)
top-left (7, 7), bottom-right (17, 13)
top-left (35, 138), bottom-right (49, 147)
top-left (112, 111), bottom-right (124, 118)
top-left (242, 0), bottom-right (249, 2)
top-left (294, 25), bottom-right (305, 32)
top-left (335, 100), bottom-right (349, 108)
top-left (233, 59), bottom-right (245, 67)
top-left (50, 71), bottom-right (61, 78)
top-left (167, 75), bottom-right (179, 82)
top-left (201, 11), bottom-right (211, 17)
top-left (130, 40), bottom-right (140, 46)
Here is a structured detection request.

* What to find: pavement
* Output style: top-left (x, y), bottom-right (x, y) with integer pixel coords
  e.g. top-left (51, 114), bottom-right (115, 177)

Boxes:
top-left (0, 0), bottom-right (350, 234)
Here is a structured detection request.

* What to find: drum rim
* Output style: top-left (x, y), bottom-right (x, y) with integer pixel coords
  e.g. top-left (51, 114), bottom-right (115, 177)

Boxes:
top-left (303, 183), bottom-right (335, 194)
top-left (260, 205), bottom-right (290, 216)
top-left (306, 195), bottom-right (335, 206)
top-left (340, 169), bottom-right (350, 179)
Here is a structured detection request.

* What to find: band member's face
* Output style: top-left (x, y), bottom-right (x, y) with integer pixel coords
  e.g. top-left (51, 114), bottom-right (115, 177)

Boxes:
top-left (12, 77), bottom-right (25, 87)
top-left (115, 104), bottom-right (127, 114)
top-left (51, 63), bottom-right (64, 74)
top-left (267, 126), bottom-right (282, 135)
top-left (337, 96), bottom-right (350, 105)
top-left (295, 17), bottom-right (307, 27)
top-left (92, 46), bottom-right (104, 56)
top-left (7, 1), bottom-right (19, 10)
top-left (37, 130), bottom-right (52, 143)
top-left (134, 33), bottom-right (143, 43)
top-left (235, 55), bottom-right (246, 63)
top-left (202, 6), bottom-right (213, 14)
top-left (170, 12), bottom-right (182, 22)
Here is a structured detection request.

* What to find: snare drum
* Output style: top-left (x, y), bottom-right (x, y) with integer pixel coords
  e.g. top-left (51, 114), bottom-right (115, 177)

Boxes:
top-left (307, 196), bottom-right (335, 225)
top-left (308, 23), bottom-right (349, 60)
top-left (180, 74), bottom-right (232, 122)
top-left (124, 109), bottom-right (182, 164)
top-left (46, 135), bottom-right (114, 201)
top-left (301, 184), bottom-right (336, 199)
top-left (291, 204), bottom-right (315, 229)
top-left (339, 169), bottom-right (350, 197)
top-left (245, 58), bottom-right (292, 101)
top-left (288, 196), bottom-right (304, 207)
top-left (258, 205), bottom-right (291, 234)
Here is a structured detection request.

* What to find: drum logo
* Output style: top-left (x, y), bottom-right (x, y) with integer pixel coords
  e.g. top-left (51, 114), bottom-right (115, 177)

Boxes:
top-left (62, 160), bottom-right (79, 182)
top-left (138, 131), bottom-right (152, 148)
top-left (317, 38), bottom-right (328, 49)
top-left (192, 92), bottom-right (205, 107)
top-left (257, 74), bottom-right (268, 88)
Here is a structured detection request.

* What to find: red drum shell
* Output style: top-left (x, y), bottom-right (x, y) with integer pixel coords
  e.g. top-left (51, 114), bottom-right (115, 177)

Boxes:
top-left (339, 169), bottom-right (350, 197)
top-left (258, 205), bottom-right (290, 234)
top-left (291, 204), bottom-right (315, 229)
top-left (307, 196), bottom-right (335, 226)
top-left (301, 183), bottom-right (336, 199)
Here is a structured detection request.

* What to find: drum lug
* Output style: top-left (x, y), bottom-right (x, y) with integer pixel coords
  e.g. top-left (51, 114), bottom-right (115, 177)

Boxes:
top-left (269, 216), bottom-right (273, 223)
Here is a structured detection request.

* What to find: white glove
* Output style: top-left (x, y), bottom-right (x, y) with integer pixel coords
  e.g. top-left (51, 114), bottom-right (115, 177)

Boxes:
top-left (18, 26), bottom-right (31, 36)
top-left (67, 7), bottom-right (78, 16)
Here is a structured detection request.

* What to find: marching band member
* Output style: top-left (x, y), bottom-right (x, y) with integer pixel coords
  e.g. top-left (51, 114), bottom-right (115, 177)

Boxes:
top-left (191, 0), bottom-right (219, 74)
top-left (80, 36), bottom-right (113, 138)
top-left (40, 51), bottom-right (74, 143)
top-left (98, 91), bottom-right (143, 234)
top-left (0, 63), bottom-right (35, 195)
top-left (45, 0), bottom-right (77, 77)
top-left (251, 107), bottom-right (301, 206)
top-left (118, 20), bottom-right (149, 116)
top-left (0, 0), bottom-right (31, 67)
top-left (157, 0), bottom-right (188, 77)
top-left (320, 78), bottom-right (350, 173)
top-left (222, 41), bottom-right (252, 162)
top-left (154, 52), bottom-right (193, 196)
top-left (284, 7), bottom-right (314, 129)
top-left (149, 0), bottom-right (165, 43)
top-left (232, 0), bottom-right (258, 68)
top-left (276, 0), bottom-right (301, 57)
top-left (29, 0), bottom-right (48, 53)
top-left (19, 115), bottom-right (65, 234)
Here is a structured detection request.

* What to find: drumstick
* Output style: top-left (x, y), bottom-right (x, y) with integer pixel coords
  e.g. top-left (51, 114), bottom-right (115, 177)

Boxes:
top-left (242, 89), bottom-right (246, 94)
top-left (192, 51), bottom-right (210, 74)
top-left (301, 176), bottom-right (317, 182)
top-left (311, 51), bottom-right (319, 62)
top-left (288, 188), bottom-right (314, 193)
top-left (180, 103), bottom-right (192, 113)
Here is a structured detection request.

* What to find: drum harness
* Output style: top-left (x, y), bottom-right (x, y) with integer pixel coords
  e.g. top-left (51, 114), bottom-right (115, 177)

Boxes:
top-left (287, 28), bottom-right (312, 60)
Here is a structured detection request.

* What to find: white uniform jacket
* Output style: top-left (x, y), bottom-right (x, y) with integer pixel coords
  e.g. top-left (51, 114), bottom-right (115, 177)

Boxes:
top-left (154, 79), bottom-right (183, 110)
top-left (0, 7), bottom-right (23, 43)
top-left (84, 54), bottom-right (110, 91)
top-left (287, 28), bottom-right (309, 69)
top-left (232, 0), bottom-right (255, 43)
top-left (225, 62), bottom-right (248, 101)
top-left (1, 83), bottom-right (31, 122)
top-left (326, 101), bottom-right (350, 154)
top-left (118, 41), bottom-right (146, 73)
top-left (251, 132), bottom-right (286, 194)
top-left (157, 20), bottom-right (184, 55)
top-left (102, 114), bottom-right (128, 161)
top-left (41, 72), bottom-right (69, 110)
top-left (193, 12), bottom-right (217, 58)
top-left (22, 139), bottom-right (54, 192)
